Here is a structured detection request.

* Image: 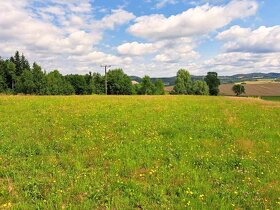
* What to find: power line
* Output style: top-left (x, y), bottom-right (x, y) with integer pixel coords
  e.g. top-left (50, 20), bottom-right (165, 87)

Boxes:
top-left (101, 65), bottom-right (111, 95)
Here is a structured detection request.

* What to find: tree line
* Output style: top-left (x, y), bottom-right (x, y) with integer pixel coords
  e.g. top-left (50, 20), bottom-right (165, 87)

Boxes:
top-left (0, 51), bottom-right (221, 96)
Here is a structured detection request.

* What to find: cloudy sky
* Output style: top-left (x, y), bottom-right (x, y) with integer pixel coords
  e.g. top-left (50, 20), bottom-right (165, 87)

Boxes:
top-left (0, 0), bottom-right (279, 77)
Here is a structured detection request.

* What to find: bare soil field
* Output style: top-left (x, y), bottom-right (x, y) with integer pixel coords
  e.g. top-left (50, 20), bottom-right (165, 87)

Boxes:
top-left (220, 83), bottom-right (280, 96)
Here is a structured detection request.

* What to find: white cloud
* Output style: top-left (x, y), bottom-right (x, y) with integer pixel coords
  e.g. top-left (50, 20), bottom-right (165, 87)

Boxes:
top-left (201, 52), bottom-right (280, 75)
top-left (128, 0), bottom-right (258, 40)
top-left (0, 1), bottom-right (135, 74)
top-left (217, 25), bottom-right (280, 53)
top-left (117, 42), bottom-right (158, 56)
top-left (96, 9), bottom-right (135, 30)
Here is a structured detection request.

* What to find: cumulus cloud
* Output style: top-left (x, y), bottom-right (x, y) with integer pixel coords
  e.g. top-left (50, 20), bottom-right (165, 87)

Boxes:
top-left (128, 0), bottom-right (258, 40)
top-left (201, 52), bottom-right (280, 75)
top-left (0, 1), bottom-right (135, 74)
top-left (217, 25), bottom-right (280, 53)
top-left (117, 38), bottom-right (198, 63)
top-left (117, 42), bottom-right (158, 56)
top-left (1, 0), bottom-right (279, 77)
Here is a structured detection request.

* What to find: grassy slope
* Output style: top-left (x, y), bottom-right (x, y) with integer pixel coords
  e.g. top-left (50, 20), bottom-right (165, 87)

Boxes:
top-left (0, 96), bottom-right (279, 209)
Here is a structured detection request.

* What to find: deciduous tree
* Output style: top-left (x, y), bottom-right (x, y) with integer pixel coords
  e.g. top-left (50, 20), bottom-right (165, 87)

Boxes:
top-left (204, 72), bottom-right (220, 96)
top-left (232, 84), bottom-right (245, 96)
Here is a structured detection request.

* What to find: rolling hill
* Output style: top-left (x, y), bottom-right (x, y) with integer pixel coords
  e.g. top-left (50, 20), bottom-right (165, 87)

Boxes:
top-left (130, 72), bottom-right (280, 86)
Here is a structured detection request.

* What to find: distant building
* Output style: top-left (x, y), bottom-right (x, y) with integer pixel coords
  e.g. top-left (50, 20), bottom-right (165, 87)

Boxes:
top-left (131, 80), bottom-right (139, 85)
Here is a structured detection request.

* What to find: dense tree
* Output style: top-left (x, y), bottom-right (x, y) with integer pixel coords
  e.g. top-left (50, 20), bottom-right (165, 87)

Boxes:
top-left (92, 73), bottom-right (105, 94)
top-left (0, 75), bottom-right (6, 92)
top-left (0, 51), bottom-right (224, 96)
top-left (204, 72), bottom-right (220, 96)
top-left (84, 72), bottom-right (94, 95)
top-left (232, 84), bottom-right (245, 96)
top-left (139, 76), bottom-right (155, 95)
top-left (174, 69), bottom-right (192, 94)
top-left (32, 63), bottom-right (47, 95)
top-left (20, 54), bottom-right (31, 72)
top-left (133, 83), bottom-right (142, 95)
top-left (107, 69), bottom-right (133, 95)
top-left (0, 59), bottom-right (6, 92)
top-left (66, 74), bottom-right (88, 95)
top-left (46, 70), bottom-right (74, 95)
top-left (16, 69), bottom-right (35, 94)
top-left (192, 80), bottom-right (209, 95)
top-left (6, 61), bottom-right (16, 90)
top-left (154, 79), bottom-right (165, 95)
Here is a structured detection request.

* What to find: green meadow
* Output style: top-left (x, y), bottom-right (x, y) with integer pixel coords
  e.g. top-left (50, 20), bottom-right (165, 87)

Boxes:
top-left (0, 96), bottom-right (279, 209)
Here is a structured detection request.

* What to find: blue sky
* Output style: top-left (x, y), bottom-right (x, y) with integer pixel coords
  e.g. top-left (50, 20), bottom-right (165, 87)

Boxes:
top-left (0, 0), bottom-right (279, 77)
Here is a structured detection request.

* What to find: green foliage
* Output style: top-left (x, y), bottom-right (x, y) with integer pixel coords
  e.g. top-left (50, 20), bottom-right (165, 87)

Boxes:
top-left (66, 74), bottom-right (88, 95)
top-left (133, 84), bottom-right (141, 95)
top-left (0, 74), bottom-right (6, 92)
top-left (32, 63), bottom-right (48, 95)
top-left (154, 79), bottom-right (165, 95)
top-left (10, 51), bottom-right (30, 76)
top-left (174, 69), bottom-right (192, 94)
top-left (139, 76), bottom-right (155, 95)
top-left (204, 72), bottom-right (221, 96)
top-left (192, 80), bottom-right (209, 95)
top-left (6, 61), bottom-right (17, 90)
top-left (232, 84), bottom-right (245, 96)
top-left (46, 70), bottom-right (74, 95)
top-left (173, 70), bottom-right (209, 95)
top-left (84, 72), bottom-right (94, 95)
top-left (15, 69), bottom-right (35, 94)
top-left (92, 73), bottom-right (105, 94)
top-left (261, 96), bottom-right (280, 101)
top-left (0, 96), bottom-right (279, 209)
top-left (107, 69), bottom-right (133, 95)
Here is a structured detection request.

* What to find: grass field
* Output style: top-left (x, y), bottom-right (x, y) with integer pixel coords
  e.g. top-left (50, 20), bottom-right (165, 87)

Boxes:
top-left (0, 96), bottom-right (280, 209)
top-left (261, 96), bottom-right (280, 101)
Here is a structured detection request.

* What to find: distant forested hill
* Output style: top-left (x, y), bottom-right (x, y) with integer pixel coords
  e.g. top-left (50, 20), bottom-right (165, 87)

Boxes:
top-left (130, 73), bottom-right (280, 86)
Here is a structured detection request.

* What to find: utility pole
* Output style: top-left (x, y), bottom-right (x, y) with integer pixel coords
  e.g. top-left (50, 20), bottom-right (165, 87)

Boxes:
top-left (101, 65), bottom-right (111, 95)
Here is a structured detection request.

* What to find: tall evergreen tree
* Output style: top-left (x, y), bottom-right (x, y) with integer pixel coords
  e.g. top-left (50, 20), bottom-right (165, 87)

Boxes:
top-left (10, 51), bottom-right (22, 76)
top-left (21, 54), bottom-right (31, 72)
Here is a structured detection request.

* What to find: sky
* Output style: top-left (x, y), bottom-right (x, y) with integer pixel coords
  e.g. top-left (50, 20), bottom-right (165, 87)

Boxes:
top-left (0, 0), bottom-right (280, 77)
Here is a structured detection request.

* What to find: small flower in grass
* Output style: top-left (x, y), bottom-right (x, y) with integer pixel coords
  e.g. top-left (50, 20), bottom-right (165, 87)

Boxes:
top-left (2, 202), bottom-right (12, 208)
top-left (199, 194), bottom-right (205, 200)
top-left (186, 188), bottom-right (193, 195)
